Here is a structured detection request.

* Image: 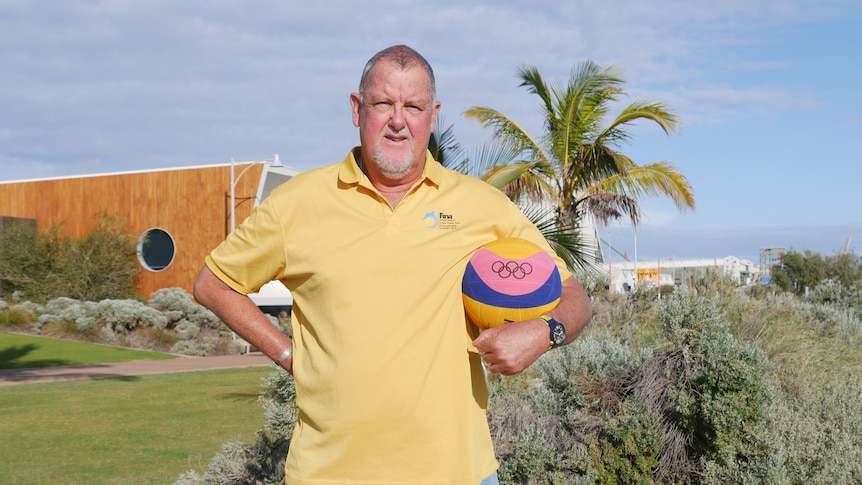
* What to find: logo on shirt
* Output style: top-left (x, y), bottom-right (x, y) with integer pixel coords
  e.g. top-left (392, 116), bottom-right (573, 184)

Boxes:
top-left (423, 211), bottom-right (460, 230)
top-left (422, 211), bottom-right (438, 228)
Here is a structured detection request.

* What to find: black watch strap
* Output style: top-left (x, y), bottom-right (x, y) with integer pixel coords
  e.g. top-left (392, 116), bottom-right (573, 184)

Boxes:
top-left (539, 315), bottom-right (566, 349)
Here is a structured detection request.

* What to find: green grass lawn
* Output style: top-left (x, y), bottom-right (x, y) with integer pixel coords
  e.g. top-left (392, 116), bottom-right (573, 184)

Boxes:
top-left (0, 333), bottom-right (275, 483)
top-left (0, 331), bottom-right (178, 370)
top-left (0, 366), bottom-right (275, 484)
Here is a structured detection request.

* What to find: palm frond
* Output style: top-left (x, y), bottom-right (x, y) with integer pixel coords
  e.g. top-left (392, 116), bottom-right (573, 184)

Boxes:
top-left (520, 203), bottom-right (602, 274)
top-left (485, 159), bottom-right (557, 204)
top-left (483, 161), bottom-right (537, 191)
top-left (466, 138), bottom-right (523, 178)
top-left (428, 114), bottom-right (468, 171)
top-left (589, 160), bottom-right (696, 212)
top-left (463, 106), bottom-right (541, 157)
top-left (600, 100), bottom-right (681, 145)
top-left (575, 193), bottom-right (642, 226)
top-left (517, 65), bottom-right (555, 130)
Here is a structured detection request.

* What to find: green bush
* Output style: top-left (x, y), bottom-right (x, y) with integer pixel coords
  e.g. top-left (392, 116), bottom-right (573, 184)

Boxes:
top-left (761, 373), bottom-right (862, 483)
top-left (658, 288), bottom-right (772, 482)
top-left (148, 287), bottom-right (223, 331)
top-left (488, 332), bottom-right (654, 484)
top-left (0, 219), bottom-right (42, 296)
top-left (588, 400), bottom-right (660, 485)
top-left (0, 302), bottom-right (36, 329)
top-left (771, 250), bottom-right (862, 295)
top-left (4, 288), bottom-right (246, 356)
top-left (0, 213), bottom-right (139, 302)
top-left (694, 269), bottom-right (740, 299)
top-left (34, 298), bottom-right (166, 340)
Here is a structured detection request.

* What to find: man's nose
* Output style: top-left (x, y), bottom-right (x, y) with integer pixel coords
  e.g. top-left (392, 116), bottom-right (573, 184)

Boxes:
top-left (389, 105), bottom-right (406, 130)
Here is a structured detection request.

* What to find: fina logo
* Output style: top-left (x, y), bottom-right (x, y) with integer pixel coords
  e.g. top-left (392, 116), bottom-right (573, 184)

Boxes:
top-left (423, 210), bottom-right (458, 229)
top-left (422, 211), bottom-right (438, 228)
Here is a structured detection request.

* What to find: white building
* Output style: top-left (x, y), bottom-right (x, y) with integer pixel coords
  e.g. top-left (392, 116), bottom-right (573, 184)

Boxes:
top-left (603, 256), bottom-right (760, 293)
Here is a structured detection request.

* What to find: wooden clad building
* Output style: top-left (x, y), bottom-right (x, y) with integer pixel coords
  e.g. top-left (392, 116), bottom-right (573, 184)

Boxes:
top-left (0, 161), bottom-right (299, 299)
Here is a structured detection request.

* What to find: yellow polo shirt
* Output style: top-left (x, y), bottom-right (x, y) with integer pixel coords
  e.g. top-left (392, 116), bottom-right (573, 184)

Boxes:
top-left (206, 149), bottom-right (571, 484)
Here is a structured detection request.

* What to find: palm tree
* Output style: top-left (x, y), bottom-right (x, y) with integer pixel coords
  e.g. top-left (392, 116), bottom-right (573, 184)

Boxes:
top-left (464, 60), bottom-right (695, 267)
top-left (430, 114), bottom-right (597, 272)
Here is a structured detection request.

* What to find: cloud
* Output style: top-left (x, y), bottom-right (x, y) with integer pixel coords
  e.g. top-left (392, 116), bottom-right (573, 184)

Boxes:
top-left (0, 0), bottom-right (858, 182)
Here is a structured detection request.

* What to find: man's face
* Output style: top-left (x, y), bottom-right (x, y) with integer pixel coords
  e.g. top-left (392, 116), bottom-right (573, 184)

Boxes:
top-left (350, 61), bottom-right (441, 181)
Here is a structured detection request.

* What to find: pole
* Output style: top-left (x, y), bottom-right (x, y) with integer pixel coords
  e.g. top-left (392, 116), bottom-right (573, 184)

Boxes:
top-left (226, 154), bottom-right (281, 341)
top-left (633, 225), bottom-right (638, 289)
top-left (608, 231), bottom-right (613, 294)
top-left (229, 158), bottom-right (236, 233)
top-left (229, 154), bottom-right (281, 234)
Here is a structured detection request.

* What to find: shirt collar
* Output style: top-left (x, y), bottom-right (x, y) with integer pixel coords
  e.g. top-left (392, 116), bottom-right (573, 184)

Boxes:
top-left (339, 148), bottom-right (443, 188)
top-left (338, 147), bottom-right (364, 184)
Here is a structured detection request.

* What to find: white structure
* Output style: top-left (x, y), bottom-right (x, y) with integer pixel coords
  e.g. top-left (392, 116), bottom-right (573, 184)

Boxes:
top-left (604, 256), bottom-right (760, 294)
top-left (244, 162), bottom-right (302, 310)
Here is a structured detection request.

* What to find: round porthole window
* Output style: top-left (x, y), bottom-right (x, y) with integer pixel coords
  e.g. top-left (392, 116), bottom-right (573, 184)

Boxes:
top-left (137, 228), bottom-right (176, 272)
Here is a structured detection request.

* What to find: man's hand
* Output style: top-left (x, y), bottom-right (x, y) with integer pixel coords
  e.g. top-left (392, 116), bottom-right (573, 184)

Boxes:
top-left (471, 276), bottom-right (593, 376)
top-left (472, 318), bottom-right (549, 376)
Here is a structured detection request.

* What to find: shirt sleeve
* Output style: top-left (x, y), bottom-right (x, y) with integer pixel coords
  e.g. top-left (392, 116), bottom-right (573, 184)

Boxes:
top-left (205, 194), bottom-right (287, 295)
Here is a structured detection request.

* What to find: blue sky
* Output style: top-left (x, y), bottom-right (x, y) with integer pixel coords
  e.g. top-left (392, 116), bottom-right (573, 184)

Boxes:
top-left (1, 0), bottom-right (860, 263)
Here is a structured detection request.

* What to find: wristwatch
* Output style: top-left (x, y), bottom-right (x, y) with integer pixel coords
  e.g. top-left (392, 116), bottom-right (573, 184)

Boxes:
top-left (539, 315), bottom-right (566, 349)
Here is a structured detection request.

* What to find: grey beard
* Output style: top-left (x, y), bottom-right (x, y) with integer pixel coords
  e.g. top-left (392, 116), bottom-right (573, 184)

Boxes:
top-left (372, 144), bottom-right (414, 180)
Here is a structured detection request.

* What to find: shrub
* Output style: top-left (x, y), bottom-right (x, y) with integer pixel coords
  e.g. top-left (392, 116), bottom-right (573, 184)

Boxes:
top-left (98, 299), bottom-right (168, 336)
top-left (0, 220), bottom-right (41, 297)
top-left (762, 373), bottom-right (862, 483)
top-left (67, 214), bottom-right (140, 301)
top-left (588, 400), bottom-right (660, 485)
top-left (655, 288), bottom-right (772, 483)
top-left (0, 302), bottom-right (36, 329)
top-left (39, 300), bottom-right (102, 338)
top-left (148, 288), bottom-right (223, 331)
top-left (489, 333), bottom-right (651, 484)
top-left (15, 290), bottom-right (245, 356)
top-left (0, 213), bottom-right (139, 303)
top-left (693, 269), bottom-right (739, 299)
top-left (36, 298), bottom-right (167, 341)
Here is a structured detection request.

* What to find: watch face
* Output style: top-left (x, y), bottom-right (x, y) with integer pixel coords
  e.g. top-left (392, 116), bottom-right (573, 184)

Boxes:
top-left (541, 315), bottom-right (566, 348)
top-left (551, 323), bottom-right (566, 345)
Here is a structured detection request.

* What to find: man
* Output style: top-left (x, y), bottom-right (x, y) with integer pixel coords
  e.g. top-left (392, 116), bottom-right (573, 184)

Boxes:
top-left (194, 45), bottom-right (592, 485)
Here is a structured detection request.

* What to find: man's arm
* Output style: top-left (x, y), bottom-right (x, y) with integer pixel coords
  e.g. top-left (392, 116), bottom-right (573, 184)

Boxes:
top-left (472, 276), bottom-right (592, 376)
top-left (193, 265), bottom-right (293, 373)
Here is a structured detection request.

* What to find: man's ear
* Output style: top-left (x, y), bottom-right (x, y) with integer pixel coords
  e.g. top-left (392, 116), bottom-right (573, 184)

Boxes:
top-left (430, 100), bottom-right (441, 132)
top-left (350, 92), bottom-right (362, 128)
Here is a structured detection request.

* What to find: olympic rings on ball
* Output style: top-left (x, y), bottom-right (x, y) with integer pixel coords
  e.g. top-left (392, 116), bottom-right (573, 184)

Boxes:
top-left (490, 259), bottom-right (534, 279)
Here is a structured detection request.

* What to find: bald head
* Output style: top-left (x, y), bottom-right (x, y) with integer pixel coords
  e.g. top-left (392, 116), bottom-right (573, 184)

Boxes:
top-left (358, 45), bottom-right (436, 99)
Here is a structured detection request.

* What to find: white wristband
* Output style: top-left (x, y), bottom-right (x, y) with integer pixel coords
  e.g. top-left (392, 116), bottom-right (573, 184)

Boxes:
top-left (276, 346), bottom-right (291, 365)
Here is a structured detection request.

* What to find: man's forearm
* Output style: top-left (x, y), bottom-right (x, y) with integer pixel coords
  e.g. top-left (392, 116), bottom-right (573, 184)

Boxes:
top-left (193, 265), bottom-right (293, 372)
